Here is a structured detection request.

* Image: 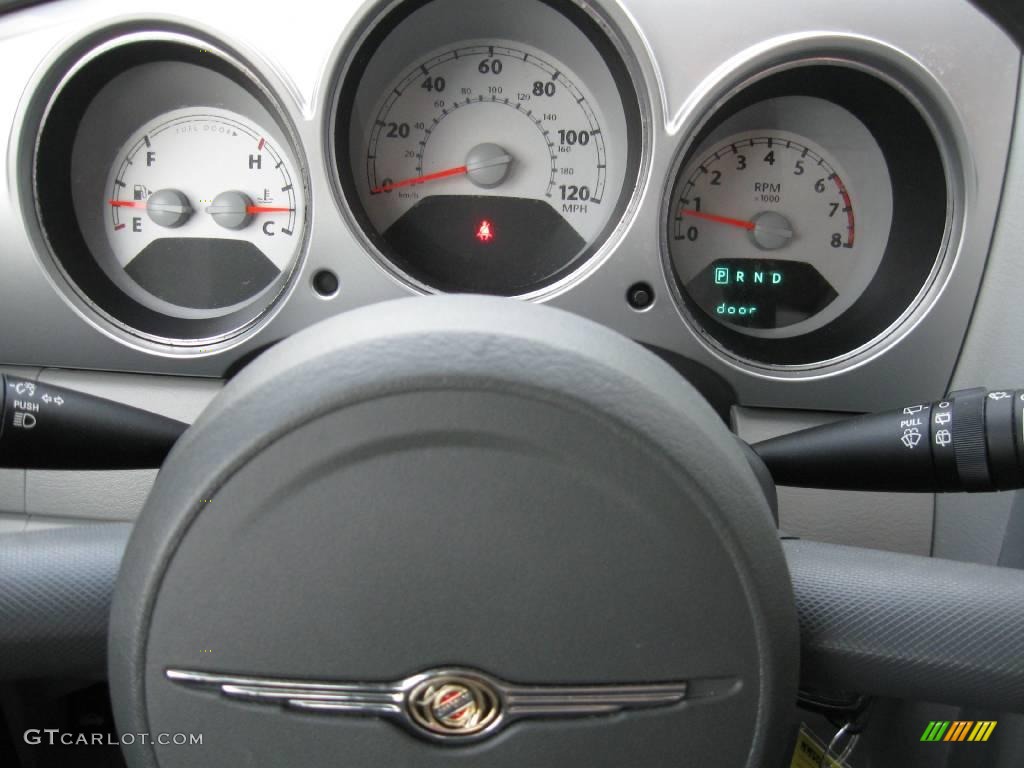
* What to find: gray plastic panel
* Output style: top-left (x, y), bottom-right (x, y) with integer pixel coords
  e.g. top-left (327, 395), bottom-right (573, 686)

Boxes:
top-left (934, 68), bottom-right (1024, 568)
top-left (950, 67), bottom-right (1024, 392)
top-left (22, 371), bottom-right (219, 522)
top-left (25, 469), bottom-right (157, 522)
top-left (933, 492), bottom-right (1015, 565)
top-left (733, 405), bottom-right (934, 555)
top-left (0, 365), bottom-right (38, 519)
top-left (0, 513), bottom-right (26, 533)
top-left (0, 469), bottom-right (23, 517)
top-left (0, 367), bottom-right (218, 524)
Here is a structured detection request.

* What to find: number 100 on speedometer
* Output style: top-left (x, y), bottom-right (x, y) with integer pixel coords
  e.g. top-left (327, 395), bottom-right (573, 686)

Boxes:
top-left (346, 39), bottom-right (634, 294)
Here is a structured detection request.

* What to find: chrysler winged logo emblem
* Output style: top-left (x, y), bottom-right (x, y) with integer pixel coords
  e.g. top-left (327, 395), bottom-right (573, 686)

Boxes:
top-left (166, 667), bottom-right (688, 742)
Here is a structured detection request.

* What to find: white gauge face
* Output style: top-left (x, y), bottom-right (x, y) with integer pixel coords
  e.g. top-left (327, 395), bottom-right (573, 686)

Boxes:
top-left (342, 24), bottom-right (639, 296)
top-left (669, 97), bottom-right (893, 339)
top-left (357, 40), bottom-right (617, 244)
top-left (102, 107), bottom-right (305, 320)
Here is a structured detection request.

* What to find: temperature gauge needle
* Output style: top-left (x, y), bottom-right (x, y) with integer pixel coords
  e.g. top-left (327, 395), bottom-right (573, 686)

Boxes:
top-left (245, 206), bottom-right (293, 214)
top-left (680, 208), bottom-right (755, 231)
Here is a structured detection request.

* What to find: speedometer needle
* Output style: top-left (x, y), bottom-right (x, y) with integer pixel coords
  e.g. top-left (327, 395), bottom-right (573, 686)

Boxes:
top-left (680, 208), bottom-right (755, 231)
top-left (371, 165), bottom-right (469, 194)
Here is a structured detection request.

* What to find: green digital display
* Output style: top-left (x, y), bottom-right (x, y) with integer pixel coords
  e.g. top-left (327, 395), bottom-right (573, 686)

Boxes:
top-left (686, 259), bottom-right (837, 330)
top-left (712, 266), bottom-right (784, 287)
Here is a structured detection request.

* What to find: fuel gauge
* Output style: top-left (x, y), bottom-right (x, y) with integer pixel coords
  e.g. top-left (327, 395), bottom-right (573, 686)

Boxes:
top-left (101, 107), bottom-right (305, 320)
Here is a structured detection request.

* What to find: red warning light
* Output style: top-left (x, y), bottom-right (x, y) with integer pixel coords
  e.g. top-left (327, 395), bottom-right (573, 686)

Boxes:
top-left (475, 219), bottom-right (494, 243)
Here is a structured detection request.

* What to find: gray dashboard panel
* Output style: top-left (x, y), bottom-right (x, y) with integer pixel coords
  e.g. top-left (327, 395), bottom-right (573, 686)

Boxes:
top-left (932, 66), bottom-right (1024, 567)
top-left (2, 368), bottom-right (219, 525)
top-left (23, 371), bottom-right (218, 522)
top-left (0, 0), bottom-right (1014, 414)
top-left (732, 406), bottom-right (934, 555)
top-left (951, 64), bottom-right (1024, 392)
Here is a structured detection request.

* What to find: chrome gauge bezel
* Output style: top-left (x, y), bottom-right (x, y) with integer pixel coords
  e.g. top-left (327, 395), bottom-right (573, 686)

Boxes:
top-left (660, 40), bottom-right (964, 375)
top-left (23, 27), bottom-right (312, 352)
top-left (327, 0), bottom-right (650, 299)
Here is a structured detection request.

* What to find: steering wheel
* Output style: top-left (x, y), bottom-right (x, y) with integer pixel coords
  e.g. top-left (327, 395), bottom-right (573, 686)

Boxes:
top-left (3, 295), bottom-right (1023, 767)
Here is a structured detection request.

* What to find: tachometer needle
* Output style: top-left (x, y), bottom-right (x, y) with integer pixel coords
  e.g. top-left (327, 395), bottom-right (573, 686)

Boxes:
top-left (680, 208), bottom-right (755, 231)
top-left (371, 165), bottom-right (468, 194)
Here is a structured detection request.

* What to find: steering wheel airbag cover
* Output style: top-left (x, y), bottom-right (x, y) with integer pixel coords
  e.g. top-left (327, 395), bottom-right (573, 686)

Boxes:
top-left (109, 295), bottom-right (796, 767)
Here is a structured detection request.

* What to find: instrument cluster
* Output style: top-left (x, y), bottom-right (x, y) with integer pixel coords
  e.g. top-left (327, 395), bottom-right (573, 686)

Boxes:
top-left (14, 0), bottom-right (985, 393)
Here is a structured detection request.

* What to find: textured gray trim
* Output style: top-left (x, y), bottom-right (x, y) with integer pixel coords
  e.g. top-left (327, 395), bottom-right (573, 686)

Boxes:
top-left (0, 522), bottom-right (130, 680)
top-left (785, 538), bottom-right (1024, 712)
top-left (3, 512), bottom-right (1023, 720)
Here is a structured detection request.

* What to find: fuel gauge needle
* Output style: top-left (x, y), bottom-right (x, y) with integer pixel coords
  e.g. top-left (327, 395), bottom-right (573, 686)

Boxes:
top-left (679, 208), bottom-right (755, 231)
top-left (108, 199), bottom-right (146, 208)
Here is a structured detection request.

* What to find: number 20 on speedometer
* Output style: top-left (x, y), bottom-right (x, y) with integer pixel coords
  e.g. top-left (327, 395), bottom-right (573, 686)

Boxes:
top-left (348, 39), bottom-right (632, 294)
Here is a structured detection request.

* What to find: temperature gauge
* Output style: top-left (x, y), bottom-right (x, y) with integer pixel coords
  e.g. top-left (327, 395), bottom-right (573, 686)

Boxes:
top-left (101, 107), bottom-right (305, 320)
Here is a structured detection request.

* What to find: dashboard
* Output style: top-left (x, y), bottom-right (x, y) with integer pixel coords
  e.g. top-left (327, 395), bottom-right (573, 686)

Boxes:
top-left (0, 0), bottom-right (1020, 545)
top-left (0, 2), bottom-right (1023, 765)
top-left (0, 0), bottom-right (1014, 401)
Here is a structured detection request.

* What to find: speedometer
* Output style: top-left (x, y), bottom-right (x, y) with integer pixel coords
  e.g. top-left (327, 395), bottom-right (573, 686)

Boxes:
top-left (365, 42), bottom-right (608, 246)
top-left (335, 0), bottom-right (642, 296)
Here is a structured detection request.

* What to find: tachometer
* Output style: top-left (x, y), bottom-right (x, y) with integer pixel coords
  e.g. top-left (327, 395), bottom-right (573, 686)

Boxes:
top-left (336, 0), bottom-right (642, 296)
top-left (664, 68), bottom-right (951, 368)
top-left (671, 130), bottom-right (866, 334)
